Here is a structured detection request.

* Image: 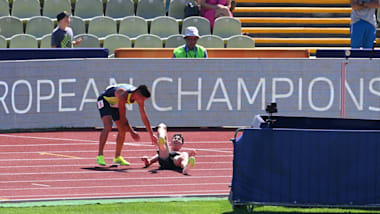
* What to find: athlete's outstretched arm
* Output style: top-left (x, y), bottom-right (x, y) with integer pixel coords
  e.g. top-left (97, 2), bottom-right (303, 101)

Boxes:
top-left (137, 101), bottom-right (158, 145)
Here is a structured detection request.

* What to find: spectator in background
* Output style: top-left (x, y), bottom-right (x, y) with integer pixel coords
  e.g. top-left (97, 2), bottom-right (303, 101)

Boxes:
top-left (173, 26), bottom-right (208, 58)
top-left (200, 0), bottom-right (233, 28)
top-left (51, 11), bottom-right (82, 48)
top-left (350, 0), bottom-right (380, 48)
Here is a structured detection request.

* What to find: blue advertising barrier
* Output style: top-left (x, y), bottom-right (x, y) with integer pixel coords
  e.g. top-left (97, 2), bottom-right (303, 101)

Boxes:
top-left (231, 116), bottom-right (380, 207)
top-left (0, 48), bottom-right (109, 60)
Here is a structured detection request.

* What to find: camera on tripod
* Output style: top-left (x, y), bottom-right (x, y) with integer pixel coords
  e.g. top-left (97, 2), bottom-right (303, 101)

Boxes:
top-left (265, 102), bottom-right (278, 127)
top-left (265, 102), bottom-right (278, 114)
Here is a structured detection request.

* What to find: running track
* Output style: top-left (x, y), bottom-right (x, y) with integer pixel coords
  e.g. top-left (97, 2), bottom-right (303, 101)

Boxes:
top-left (0, 129), bottom-right (235, 202)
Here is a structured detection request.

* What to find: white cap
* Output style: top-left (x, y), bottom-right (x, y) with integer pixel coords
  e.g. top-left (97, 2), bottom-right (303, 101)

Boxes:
top-left (184, 26), bottom-right (200, 38)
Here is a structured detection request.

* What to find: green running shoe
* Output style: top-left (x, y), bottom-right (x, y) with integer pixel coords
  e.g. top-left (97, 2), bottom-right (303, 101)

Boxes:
top-left (113, 156), bottom-right (130, 166)
top-left (188, 156), bottom-right (195, 168)
top-left (183, 156), bottom-right (195, 175)
top-left (96, 155), bottom-right (106, 166)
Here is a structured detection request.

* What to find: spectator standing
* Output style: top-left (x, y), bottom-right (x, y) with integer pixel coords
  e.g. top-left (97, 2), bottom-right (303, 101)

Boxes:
top-left (51, 11), bottom-right (82, 48)
top-left (350, 0), bottom-right (380, 48)
top-left (173, 26), bottom-right (208, 58)
top-left (200, 0), bottom-right (233, 28)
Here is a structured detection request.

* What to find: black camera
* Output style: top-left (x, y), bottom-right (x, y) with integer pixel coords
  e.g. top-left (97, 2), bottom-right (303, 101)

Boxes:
top-left (265, 102), bottom-right (278, 114)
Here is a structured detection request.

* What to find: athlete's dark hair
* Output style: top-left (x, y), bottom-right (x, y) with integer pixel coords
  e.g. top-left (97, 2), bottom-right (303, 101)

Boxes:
top-left (172, 134), bottom-right (184, 144)
top-left (136, 85), bottom-right (151, 98)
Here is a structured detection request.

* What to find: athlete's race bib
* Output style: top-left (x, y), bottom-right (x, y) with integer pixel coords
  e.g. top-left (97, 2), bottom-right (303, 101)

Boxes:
top-left (97, 100), bottom-right (104, 109)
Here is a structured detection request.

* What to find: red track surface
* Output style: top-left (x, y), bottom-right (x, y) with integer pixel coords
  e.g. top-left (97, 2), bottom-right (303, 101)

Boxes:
top-left (0, 130), bottom-right (234, 202)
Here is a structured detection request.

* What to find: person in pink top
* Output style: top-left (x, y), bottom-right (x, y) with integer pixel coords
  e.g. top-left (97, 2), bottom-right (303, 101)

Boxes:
top-left (200, 0), bottom-right (233, 28)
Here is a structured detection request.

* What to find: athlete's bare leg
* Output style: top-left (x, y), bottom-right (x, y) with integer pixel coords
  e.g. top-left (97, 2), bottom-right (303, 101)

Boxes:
top-left (114, 120), bottom-right (127, 158)
top-left (173, 151), bottom-right (196, 175)
top-left (98, 115), bottom-right (113, 156)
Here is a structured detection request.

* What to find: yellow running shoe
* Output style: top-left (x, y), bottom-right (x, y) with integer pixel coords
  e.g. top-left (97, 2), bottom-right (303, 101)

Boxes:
top-left (158, 137), bottom-right (166, 151)
top-left (113, 156), bottom-right (130, 166)
top-left (96, 155), bottom-right (106, 166)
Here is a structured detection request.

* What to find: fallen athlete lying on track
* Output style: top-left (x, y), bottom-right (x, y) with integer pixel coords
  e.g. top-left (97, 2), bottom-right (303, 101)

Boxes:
top-left (141, 123), bottom-right (196, 175)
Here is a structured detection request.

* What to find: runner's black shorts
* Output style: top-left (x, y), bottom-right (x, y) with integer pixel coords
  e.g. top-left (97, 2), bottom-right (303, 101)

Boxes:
top-left (97, 95), bottom-right (120, 121)
top-left (158, 151), bottom-right (181, 171)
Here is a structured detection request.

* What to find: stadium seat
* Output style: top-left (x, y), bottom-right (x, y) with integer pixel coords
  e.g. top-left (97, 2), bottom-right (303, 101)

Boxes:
top-left (119, 16), bottom-right (148, 39)
top-left (181, 16), bottom-right (211, 36)
top-left (150, 16), bottom-right (179, 39)
top-left (0, 0), bottom-right (10, 16)
top-left (39, 34), bottom-right (51, 48)
top-left (70, 16), bottom-right (86, 35)
top-left (43, 0), bottom-right (71, 19)
top-left (197, 35), bottom-right (224, 48)
top-left (26, 16), bottom-right (54, 39)
top-left (136, 0), bottom-right (165, 19)
top-left (0, 16), bottom-right (23, 38)
top-left (0, 35), bottom-right (6, 48)
top-left (88, 16), bottom-right (117, 39)
top-left (105, 0), bottom-right (135, 20)
top-left (9, 34), bottom-right (38, 48)
top-left (165, 34), bottom-right (185, 48)
top-left (74, 0), bottom-right (103, 19)
top-left (103, 34), bottom-right (131, 56)
top-left (168, 0), bottom-right (197, 19)
top-left (11, 0), bottom-right (41, 19)
top-left (226, 35), bottom-right (255, 48)
top-left (74, 34), bottom-right (100, 48)
top-left (134, 34), bottom-right (162, 48)
top-left (213, 17), bottom-right (241, 38)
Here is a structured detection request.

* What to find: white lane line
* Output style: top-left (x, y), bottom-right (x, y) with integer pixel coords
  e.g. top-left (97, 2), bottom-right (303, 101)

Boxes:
top-left (39, 152), bottom-right (81, 159)
top-left (0, 148), bottom-right (233, 155)
top-left (2, 191), bottom-right (229, 200)
top-left (0, 182), bottom-right (230, 191)
top-left (0, 154), bottom-right (232, 162)
top-left (0, 161), bottom-right (232, 169)
top-left (0, 134), bottom-right (231, 145)
top-left (0, 175), bottom-right (231, 184)
top-left (0, 168), bottom-right (232, 176)
top-left (31, 183), bottom-right (50, 187)
top-left (0, 134), bottom-right (232, 153)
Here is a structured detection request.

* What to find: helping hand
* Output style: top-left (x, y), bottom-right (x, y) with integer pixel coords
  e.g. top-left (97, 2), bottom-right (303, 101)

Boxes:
top-left (130, 131), bottom-right (140, 141)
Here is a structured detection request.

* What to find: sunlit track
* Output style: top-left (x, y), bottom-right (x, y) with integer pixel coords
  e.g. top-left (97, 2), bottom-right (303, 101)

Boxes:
top-left (0, 161), bottom-right (232, 169)
top-left (0, 168), bottom-right (233, 176)
top-left (0, 134), bottom-right (232, 144)
top-left (0, 182), bottom-right (231, 191)
top-left (0, 130), bottom-right (235, 201)
top-left (3, 191), bottom-right (231, 201)
top-left (0, 154), bottom-right (233, 162)
top-left (0, 175), bottom-right (232, 184)
top-left (0, 148), bottom-right (233, 154)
